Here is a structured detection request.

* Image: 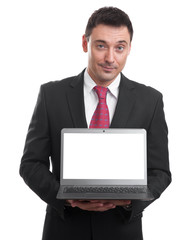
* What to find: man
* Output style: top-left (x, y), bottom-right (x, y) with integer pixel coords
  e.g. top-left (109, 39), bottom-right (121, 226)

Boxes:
top-left (20, 7), bottom-right (171, 240)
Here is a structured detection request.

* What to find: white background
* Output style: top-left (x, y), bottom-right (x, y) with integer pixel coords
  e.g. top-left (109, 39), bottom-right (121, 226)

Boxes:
top-left (0, 0), bottom-right (192, 239)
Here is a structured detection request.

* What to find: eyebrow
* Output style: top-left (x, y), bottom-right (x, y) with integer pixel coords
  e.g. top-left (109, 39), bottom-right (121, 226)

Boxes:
top-left (94, 40), bottom-right (128, 45)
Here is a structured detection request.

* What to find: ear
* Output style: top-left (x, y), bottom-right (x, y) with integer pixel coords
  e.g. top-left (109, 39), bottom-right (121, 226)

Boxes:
top-left (82, 35), bottom-right (88, 52)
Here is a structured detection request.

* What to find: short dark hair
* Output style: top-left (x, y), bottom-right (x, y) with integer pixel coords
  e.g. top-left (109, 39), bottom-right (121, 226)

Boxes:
top-left (85, 7), bottom-right (133, 41)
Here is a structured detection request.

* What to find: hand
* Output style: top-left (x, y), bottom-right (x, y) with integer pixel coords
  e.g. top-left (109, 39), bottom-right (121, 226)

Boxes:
top-left (66, 199), bottom-right (131, 212)
top-left (97, 199), bottom-right (131, 207)
top-left (66, 200), bottom-right (116, 211)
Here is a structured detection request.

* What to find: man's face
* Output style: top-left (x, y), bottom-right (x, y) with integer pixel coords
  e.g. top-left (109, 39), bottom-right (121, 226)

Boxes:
top-left (82, 24), bottom-right (131, 86)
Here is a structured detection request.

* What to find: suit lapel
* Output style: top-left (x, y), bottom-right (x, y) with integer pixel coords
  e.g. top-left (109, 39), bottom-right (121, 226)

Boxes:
top-left (66, 71), bottom-right (136, 128)
top-left (67, 70), bottom-right (88, 128)
top-left (110, 74), bottom-right (136, 128)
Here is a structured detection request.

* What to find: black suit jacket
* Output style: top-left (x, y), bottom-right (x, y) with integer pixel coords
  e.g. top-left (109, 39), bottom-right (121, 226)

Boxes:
top-left (20, 69), bottom-right (171, 240)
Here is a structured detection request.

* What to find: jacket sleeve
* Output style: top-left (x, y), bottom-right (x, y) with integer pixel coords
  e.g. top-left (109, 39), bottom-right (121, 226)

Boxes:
top-left (19, 85), bottom-right (66, 219)
top-left (129, 93), bottom-right (172, 220)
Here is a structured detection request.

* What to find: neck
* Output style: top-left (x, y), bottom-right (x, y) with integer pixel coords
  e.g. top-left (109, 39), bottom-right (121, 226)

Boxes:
top-left (93, 79), bottom-right (114, 87)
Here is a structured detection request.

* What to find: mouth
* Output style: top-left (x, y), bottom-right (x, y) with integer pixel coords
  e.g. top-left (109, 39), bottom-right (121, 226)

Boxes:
top-left (99, 64), bottom-right (117, 72)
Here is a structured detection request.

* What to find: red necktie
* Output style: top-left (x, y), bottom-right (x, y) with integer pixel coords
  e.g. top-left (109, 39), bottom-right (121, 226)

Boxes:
top-left (89, 86), bottom-right (109, 128)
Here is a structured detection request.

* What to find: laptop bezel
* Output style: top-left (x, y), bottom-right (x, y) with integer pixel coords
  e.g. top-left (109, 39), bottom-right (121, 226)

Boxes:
top-left (60, 128), bottom-right (147, 186)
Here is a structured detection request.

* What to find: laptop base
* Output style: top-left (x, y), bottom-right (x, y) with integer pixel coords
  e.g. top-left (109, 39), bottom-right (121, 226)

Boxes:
top-left (57, 185), bottom-right (154, 201)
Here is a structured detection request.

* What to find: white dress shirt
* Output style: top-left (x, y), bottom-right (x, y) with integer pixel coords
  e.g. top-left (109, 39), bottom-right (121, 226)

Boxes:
top-left (84, 69), bottom-right (121, 127)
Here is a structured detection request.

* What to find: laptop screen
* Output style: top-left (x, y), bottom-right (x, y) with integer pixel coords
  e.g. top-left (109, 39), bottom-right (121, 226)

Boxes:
top-left (61, 129), bottom-right (146, 183)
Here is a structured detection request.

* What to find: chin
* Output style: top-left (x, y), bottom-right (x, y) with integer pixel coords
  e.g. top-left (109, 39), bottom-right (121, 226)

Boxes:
top-left (101, 72), bottom-right (117, 81)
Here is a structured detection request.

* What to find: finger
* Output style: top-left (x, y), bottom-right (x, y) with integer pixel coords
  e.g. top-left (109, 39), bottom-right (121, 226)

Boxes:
top-left (67, 200), bottom-right (75, 204)
top-left (92, 204), bottom-right (116, 212)
top-left (76, 200), bottom-right (102, 203)
top-left (71, 201), bottom-right (116, 211)
top-left (71, 201), bottom-right (103, 209)
top-left (85, 205), bottom-right (116, 212)
top-left (102, 200), bottom-right (131, 206)
top-left (114, 200), bottom-right (131, 206)
top-left (89, 200), bottom-right (101, 203)
top-left (90, 202), bottom-right (117, 211)
top-left (122, 200), bottom-right (131, 205)
top-left (117, 200), bottom-right (131, 204)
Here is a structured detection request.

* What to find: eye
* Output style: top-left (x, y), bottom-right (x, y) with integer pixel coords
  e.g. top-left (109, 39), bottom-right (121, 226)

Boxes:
top-left (97, 44), bottom-right (105, 49)
top-left (116, 46), bottom-right (124, 52)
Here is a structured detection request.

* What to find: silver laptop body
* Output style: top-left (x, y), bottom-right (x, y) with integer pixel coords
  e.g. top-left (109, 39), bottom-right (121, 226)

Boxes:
top-left (57, 128), bottom-right (153, 200)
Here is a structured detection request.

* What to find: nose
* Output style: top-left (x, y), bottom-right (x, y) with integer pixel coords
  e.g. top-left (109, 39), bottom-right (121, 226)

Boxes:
top-left (105, 48), bottom-right (115, 64)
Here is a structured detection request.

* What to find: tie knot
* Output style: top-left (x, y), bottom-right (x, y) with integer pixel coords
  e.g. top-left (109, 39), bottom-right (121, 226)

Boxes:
top-left (94, 86), bottom-right (108, 100)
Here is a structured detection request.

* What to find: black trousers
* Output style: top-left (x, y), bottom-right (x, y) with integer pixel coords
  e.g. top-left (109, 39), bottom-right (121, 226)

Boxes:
top-left (42, 206), bottom-right (143, 240)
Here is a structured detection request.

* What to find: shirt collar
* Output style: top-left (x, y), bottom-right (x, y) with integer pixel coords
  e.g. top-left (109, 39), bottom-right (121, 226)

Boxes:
top-left (84, 68), bottom-right (120, 99)
top-left (84, 69), bottom-right (96, 94)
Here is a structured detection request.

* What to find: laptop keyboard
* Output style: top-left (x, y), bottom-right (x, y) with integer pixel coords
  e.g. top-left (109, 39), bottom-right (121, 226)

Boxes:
top-left (63, 186), bottom-right (146, 194)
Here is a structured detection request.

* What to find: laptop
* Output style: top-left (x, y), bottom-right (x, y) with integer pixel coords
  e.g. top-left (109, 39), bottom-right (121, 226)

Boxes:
top-left (57, 128), bottom-right (154, 200)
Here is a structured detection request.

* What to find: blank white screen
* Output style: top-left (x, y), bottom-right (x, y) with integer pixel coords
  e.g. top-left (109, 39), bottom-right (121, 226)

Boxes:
top-left (63, 133), bottom-right (145, 179)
